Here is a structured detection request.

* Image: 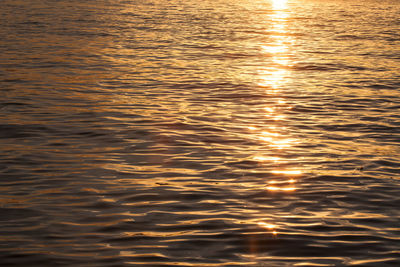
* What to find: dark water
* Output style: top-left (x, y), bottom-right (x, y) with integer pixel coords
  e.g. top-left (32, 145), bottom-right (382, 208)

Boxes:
top-left (1, 0), bottom-right (400, 266)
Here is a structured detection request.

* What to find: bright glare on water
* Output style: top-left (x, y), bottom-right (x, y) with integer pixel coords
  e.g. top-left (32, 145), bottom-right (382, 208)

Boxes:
top-left (1, 0), bottom-right (400, 266)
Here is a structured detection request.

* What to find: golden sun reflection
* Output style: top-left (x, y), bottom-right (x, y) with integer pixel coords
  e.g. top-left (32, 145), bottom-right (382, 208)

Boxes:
top-left (260, 136), bottom-right (294, 150)
top-left (268, 179), bottom-right (296, 184)
top-left (257, 69), bottom-right (289, 89)
top-left (264, 107), bottom-right (274, 113)
top-left (258, 0), bottom-right (292, 90)
top-left (257, 222), bottom-right (278, 236)
top-left (253, 156), bottom-right (281, 162)
top-left (257, 222), bottom-right (276, 230)
top-left (262, 44), bottom-right (287, 54)
top-left (272, 0), bottom-right (287, 10)
top-left (261, 131), bottom-right (280, 137)
top-left (266, 177), bottom-right (297, 191)
top-left (266, 185), bottom-right (297, 192)
top-left (247, 126), bottom-right (257, 131)
top-left (252, 0), bottom-right (303, 194)
top-left (271, 170), bottom-right (302, 175)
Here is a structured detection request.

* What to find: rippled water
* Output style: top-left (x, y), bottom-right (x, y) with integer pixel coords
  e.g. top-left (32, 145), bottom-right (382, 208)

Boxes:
top-left (1, 0), bottom-right (400, 266)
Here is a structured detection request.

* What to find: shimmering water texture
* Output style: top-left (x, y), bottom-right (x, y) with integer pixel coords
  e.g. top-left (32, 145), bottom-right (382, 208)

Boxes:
top-left (1, 0), bottom-right (400, 266)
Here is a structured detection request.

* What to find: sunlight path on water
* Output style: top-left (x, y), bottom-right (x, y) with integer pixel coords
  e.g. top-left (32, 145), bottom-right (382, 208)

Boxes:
top-left (253, 0), bottom-right (302, 193)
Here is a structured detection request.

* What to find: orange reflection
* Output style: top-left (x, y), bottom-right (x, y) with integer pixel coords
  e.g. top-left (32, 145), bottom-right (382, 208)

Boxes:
top-left (264, 107), bottom-right (275, 113)
top-left (257, 222), bottom-right (276, 230)
top-left (261, 131), bottom-right (280, 137)
top-left (253, 156), bottom-right (281, 162)
top-left (268, 179), bottom-right (296, 184)
top-left (270, 114), bottom-right (286, 121)
top-left (253, 1), bottom-right (304, 194)
top-left (260, 136), bottom-right (294, 149)
top-left (272, 0), bottom-right (288, 10)
top-left (262, 44), bottom-right (287, 54)
top-left (271, 170), bottom-right (302, 175)
top-left (258, 0), bottom-right (292, 90)
top-left (257, 69), bottom-right (289, 89)
top-left (266, 186), bottom-right (297, 192)
top-left (258, 0), bottom-right (296, 141)
top-left (266, 178), bottom-right (298, 192)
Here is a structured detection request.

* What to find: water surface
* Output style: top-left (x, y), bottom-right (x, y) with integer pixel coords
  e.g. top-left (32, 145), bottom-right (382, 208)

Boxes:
top-left (1, 0), bottom-right (400, 266)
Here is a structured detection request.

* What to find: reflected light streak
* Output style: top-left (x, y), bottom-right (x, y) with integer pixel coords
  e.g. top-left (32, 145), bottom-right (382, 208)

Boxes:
top-left (264, 107), bottom-right (275, 113)
top-left (268, 179), bottom-right (296, 184)
top-left (268, 125), bottom-right (282, 131)
top-left (270, 11), bottom-right (289, 21)
top-left (277, 99), bottom-right (286, 105)
top-left (271, 114), bottom-right (286, 120)
top-left (272, 0), bottom-right (287, 10)
top-left (258, 0), bottom-right (292, 90)
top-left (254, 156), bottom-right (281, 162)
top-left (258, 130), bottom-right (295, 149)
top-left (266, 185), bottom-right (297, 191)
top-left (262, 45), bottom-right (287, 54)
top-left (257, 222), bottom-right (278, 236)
top-left (255, 0), bottom-right (299, 195)
top-left (257, 69), bottom-right (289, 89)
top-left (267, 138), bottom-right (295, 149)
top-left (261, 131), bottom-right (280, 137)
top-left (273, 57), bottom-right (292, 67)
top-left (260, 136), bottom-right (273, 142)
top-left (271, 170), bottom-right (302, 175)
top-left (258, 222), bottom-right (276, 230)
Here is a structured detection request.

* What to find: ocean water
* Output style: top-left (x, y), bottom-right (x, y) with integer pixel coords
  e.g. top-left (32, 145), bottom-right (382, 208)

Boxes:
top-left (1, 0), bottom-right (400, 266)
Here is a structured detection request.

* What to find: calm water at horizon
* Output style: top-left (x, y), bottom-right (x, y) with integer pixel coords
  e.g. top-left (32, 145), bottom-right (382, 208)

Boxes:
top-left (1, 0), bottom-right (400, 266)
